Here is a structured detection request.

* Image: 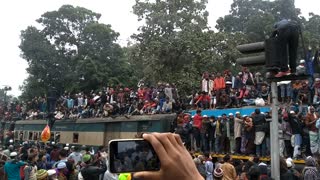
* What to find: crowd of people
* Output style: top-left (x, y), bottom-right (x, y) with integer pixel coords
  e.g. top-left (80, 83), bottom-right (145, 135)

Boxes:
top-left (174, 105), bottom-right (320, 160)
top-left (0, 82), bottom-right (181, 121)
top-left (0, 141), bottom-right (118, 180)
top-left (1, 64), bottom-right (319, 122)
top-left (1, 133), bottom-right (320, 180)
top-left (193, 153), bottom-right (320, 180)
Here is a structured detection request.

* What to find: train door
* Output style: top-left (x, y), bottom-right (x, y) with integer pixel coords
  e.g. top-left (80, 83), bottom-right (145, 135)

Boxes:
top-left (105, 122), bottom-right (120, 146)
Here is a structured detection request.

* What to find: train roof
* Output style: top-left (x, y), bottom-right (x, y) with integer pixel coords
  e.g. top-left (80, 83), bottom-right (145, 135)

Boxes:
top-left (15, 113), bottom-right (177, 125)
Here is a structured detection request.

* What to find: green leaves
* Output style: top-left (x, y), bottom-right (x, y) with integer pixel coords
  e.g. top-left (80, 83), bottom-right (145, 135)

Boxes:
top-left (19, 5), bottom-right (130, 100)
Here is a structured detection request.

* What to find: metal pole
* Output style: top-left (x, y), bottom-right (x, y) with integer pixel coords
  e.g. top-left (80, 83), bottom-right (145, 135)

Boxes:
top-left (270, 81), bottom-right (280, 180)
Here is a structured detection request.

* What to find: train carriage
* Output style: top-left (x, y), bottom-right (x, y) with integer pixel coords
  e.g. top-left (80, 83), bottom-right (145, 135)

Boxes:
top-left (14, 114), bottom-right (177, 146)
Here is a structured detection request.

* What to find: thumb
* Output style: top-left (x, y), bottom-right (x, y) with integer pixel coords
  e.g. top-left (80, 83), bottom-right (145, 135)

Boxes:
top-left (133, 171), bottom-right (161, 180)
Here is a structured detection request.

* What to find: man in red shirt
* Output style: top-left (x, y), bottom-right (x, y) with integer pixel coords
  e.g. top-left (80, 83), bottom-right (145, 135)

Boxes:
top-left (193, 110), bottom-right (202, 151)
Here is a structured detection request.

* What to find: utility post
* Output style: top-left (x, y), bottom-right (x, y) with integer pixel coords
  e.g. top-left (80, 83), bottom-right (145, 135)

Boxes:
top-left (270, 81), bottom-right (280, 179)
top-left (236, 41), bottom-right (281, 179)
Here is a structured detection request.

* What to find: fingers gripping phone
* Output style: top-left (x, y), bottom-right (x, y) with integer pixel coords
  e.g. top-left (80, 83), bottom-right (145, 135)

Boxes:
top-left (108, 139), bottom-right (161, 173)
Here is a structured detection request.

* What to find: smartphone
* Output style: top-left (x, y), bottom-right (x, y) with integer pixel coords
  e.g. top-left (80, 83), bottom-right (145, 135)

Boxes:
top-left (108, 139), bottom-right (161, 173)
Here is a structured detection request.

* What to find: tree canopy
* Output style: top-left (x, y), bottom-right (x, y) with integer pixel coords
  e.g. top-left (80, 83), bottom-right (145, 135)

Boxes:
top-left (19, 1), bottom-right (320, 99)
top-left (19, 5), bottom-right (131, 99)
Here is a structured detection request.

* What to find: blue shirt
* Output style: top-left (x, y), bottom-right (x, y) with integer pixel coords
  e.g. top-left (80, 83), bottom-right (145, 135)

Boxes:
top-left (4, 160), bottom-right (26, 180)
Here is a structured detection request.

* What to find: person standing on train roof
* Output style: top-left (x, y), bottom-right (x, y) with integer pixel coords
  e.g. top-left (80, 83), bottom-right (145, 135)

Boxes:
top-left (214, 116), bottom-right (223, 154)
top-left (228, 113), bottom-right (235, 154)
top-left (193, 110), bottom-right (202, 151)
top-left (220, 114), bottom-right (229, 154)
top-left (253, 109), bottom-right (267, 157)
top-left (234, 112), bottom-right (243, 154)
top-left (201, 115), bottom-right (210, 152)
top-left (305, 106), bottom-right (320, 155)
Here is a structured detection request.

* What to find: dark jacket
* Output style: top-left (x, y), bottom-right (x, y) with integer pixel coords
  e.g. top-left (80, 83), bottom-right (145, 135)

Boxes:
top-left (288, 114), bottom-right (303, 134)
top-left (253, 114), bottom-right (266, 132)
top-left (81, 163), bottom-right (107, 180)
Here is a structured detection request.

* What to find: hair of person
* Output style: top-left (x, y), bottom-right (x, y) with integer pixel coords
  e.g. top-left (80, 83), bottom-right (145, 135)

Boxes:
top-left (28, 153), bottom-right (38, 162)
top-left (59, 149), bottom-right (68, 158)
top-left (223, 154), bottom-right (231, 162)
top-left (196, 109), bottom-right (201, 114)
top-left (255, 108), bottom-right (261, 114)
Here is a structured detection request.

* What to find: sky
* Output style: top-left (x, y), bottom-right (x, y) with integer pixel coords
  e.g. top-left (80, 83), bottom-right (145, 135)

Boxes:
top-left (0, 0), bottom-right (318, 96)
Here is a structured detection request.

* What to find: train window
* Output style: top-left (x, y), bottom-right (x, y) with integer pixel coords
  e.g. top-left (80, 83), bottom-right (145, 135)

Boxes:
top-left (50, 132), bottom-right (54, 142)
top-left (19, 132), bottom-right (24, 141)
top-left (55, 132), bottom-right (60, 143)
top-left (34, 132), bottom-right (38, 140)
top-left (14, 131), bottom-right (18, 139)
top-left (73, 133), bottom-right (79, 143)
top-left (23, 131), bottom-right (28, 140)
top-left (28, 132), bottom-right (33, 140)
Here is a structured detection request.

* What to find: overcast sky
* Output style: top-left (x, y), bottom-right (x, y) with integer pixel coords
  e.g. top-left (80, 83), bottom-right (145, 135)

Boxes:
top-left (0, 0), bottom-right (318, 96)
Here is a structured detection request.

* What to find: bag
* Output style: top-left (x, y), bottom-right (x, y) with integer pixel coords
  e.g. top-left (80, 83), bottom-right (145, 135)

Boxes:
top-left (255, 98), bottom-right (265, 107)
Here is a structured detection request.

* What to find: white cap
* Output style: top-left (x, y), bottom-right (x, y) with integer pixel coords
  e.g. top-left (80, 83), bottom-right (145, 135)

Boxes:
top-left (290, 111), bottom-right (295, 114)
top-left (218, 116), bottom-right (222, 118)
top-left (203, 115), bottom-right (208, 118)
top-left (9, 139), bottom-right (13, 143)
top-left (64, 147), bottom-right (69, 150)
top-left (51, 142), bottom-right (55, 145)
top-left (47, 169), bottom-right (56, 176)
top-left (259, 162), bottom-right (267, 166)
top-left (235, 112), bottom-right (240, 114)
top-left (10, 152), bottom-right (18, 157)
top-left (57, 162), bottom-right (66, 169)
top-left (191, 116), bottom-right (194, 118)
top-left (286, 160), bottom-right (292, 168)
top-left (66, 143), bottom-right (69, 147)
top-left (228, 113), bottom-right (233, 116)
top-left (300, 59), bottom-right (305, 64)
top-left (315, 78), bottom-right (320, 81)
top-left (243, 114), bottom-right (248, 117)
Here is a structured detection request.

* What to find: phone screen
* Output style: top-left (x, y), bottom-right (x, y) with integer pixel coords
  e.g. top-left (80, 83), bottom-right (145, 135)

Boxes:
top-left (109, 139), bottom-right (161, 173)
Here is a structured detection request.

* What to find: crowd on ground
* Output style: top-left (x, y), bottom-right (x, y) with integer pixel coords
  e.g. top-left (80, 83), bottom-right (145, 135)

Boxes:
top-left (0, 141), bottom-right (124, 180)
top-left (1, 138), bottom-right (320, 180)
top-left (193, 153), bottom-right (320, 180)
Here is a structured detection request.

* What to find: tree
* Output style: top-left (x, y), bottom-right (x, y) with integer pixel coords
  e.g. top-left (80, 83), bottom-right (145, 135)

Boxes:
top-left (19, 5), bottom-right (130, 100)
top-left (131, 0), bottom-right (206, 94)
top-left (216, 0), bottom-right (302, 42)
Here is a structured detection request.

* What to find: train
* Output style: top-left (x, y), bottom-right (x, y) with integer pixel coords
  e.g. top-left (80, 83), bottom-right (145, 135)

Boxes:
top-left (13, 114), bottom-right (177, 147)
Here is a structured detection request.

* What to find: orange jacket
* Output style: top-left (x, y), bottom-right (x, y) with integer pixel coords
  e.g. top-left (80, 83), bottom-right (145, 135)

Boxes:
top-left (214, 77), bottom-right (226, 90)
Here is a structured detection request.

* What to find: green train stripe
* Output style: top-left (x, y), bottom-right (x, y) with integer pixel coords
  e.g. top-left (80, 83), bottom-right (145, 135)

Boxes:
top-left (14, 120), bottom-right (170, 132)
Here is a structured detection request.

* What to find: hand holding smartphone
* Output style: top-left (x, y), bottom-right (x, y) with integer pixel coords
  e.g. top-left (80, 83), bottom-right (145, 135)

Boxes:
top-left (108, 139), bottom-right (161, 173)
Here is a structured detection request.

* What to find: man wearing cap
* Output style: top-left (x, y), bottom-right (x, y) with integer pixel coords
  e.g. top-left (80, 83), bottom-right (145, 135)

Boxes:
top-left (234, 112), bottom-right (243, 154)
top-left (4, 152), bottom-right (26, 180)
top-left (288, 110), bottom-right (303, 159)
top-left (228, 113), bottom-right (235, 154)
top-left (253, 109), bottom-right (267, 157)
top-left (80, 154), bottom-right (107, 180)
top-left (56, 162), bottom-right (67, 180)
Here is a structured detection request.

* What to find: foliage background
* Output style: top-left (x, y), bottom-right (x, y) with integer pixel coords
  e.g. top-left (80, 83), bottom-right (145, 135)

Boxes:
top-left (17, 0), bottom-right (320, 100)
